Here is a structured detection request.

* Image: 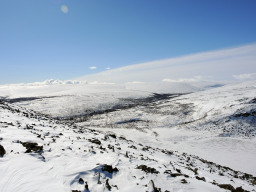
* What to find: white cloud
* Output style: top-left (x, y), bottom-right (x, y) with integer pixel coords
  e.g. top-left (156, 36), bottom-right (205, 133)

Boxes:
top-left (77, 43), bottom-right (256, 83)
top-left (162, 76), bottom-right (203, 83)
top-left (89, 66), bottom-right (97, 70)
top-left (233, 73), bottom-right (256, 80)
top-left (106, 67), bottom-right (111, 70)
top-left (61, 5), bottom-right (69, 14)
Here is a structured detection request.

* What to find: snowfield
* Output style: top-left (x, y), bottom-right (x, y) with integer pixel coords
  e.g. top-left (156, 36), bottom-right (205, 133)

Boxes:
top-left (0, 100), bottom-right (256, 192)
top-left (0, 80), bottom-right (256, 192)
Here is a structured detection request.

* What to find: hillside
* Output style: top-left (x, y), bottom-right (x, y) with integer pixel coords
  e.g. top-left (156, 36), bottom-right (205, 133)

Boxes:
top-left (0, 100), bottom-right (255, 192)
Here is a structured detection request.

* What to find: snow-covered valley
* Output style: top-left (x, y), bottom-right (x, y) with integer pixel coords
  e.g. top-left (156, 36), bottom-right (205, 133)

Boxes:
top-left (0, 80), bottom-right (256, 192)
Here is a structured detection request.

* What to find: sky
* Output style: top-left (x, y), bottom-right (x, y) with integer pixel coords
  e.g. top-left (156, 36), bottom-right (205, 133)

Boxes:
top-left (1, 0), bottom-right (256, 84)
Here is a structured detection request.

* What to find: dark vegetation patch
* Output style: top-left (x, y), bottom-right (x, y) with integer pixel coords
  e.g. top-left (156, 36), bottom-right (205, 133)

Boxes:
top-left (234, 110), bottom-right (256, 117)
top-left (1, 96), bottom-right (59, 103)
top-left (115, 118), bottom-right (146, 125)
top-left (56, 93), bottom-right (184, 122)
top-left (249, 97), bottom-right (256, 104)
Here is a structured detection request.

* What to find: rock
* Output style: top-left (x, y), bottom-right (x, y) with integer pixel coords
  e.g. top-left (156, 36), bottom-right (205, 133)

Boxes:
top-left (195, 176), bottom-right (206, 182)
top-left (78, 178), bottom-right (84, 184)
top-left (102, 164), bottom-right (119, 174)
top-left (105, 179), bottom-right (111, 191)
top-left (136, 165), bottom-right (159, 174)
top-left (84, 181), bottom-right (89, 190)
top-left (0, 145), bottom-right (6, 157)
top-left (181, 179), bottom-right (188, 184)
top-left (217, 184), bottom-right (235, 191)
top-left (21, 142), bottom-right (43, 153)
top-left (88, 138), bottom-right (101, 145)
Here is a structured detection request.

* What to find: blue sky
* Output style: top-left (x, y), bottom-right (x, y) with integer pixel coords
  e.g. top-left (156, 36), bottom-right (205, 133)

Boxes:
top-left (1, 0), bottom-right (256, 84)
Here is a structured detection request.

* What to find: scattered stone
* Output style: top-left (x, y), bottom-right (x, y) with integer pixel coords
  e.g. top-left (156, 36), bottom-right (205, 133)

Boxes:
top-left (21, 142), bottom-right (43, 153)
top-left (193, 168), bottom-right (198, 175)
top-left (102, 164), bottom-right (119, 174)
top-left (217, 184), bottom-right (235, 191)
top-left (112, 185), bottom-right (118, 190)
top-left (181, 179), bottom-right (188, 184)
top-left (97, 172), bottom-right (101, 184)
top-left (195, 176), bottom-right (206, 182)
top-left (88, 138), bottom-right (101, 145)
top-left (105, 179), bottom-right (111, 191)
top-left (136, 165), bottom-right (159, 174)
top-left (0, 145), bottom-right (6, 157)
top-left (129, 145), bottom-right (137, 149)
top-left (107, 134), bottom-right (116, 139)
top-left (84, 181), bottom-right (89, 190)
top-left (150, 180), bottom-right (161, 192)
top-left (78, 178), bottom-right (84, 184)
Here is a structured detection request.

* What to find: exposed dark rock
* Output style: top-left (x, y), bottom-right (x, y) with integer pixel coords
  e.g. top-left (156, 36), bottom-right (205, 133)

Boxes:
top-left (102, 164), bottom-right (119, 174)
top-left (88, 139), bottom-right (101, 145)
top-left (193, 168), bottom-right (198, 175)
top-left (181, 179), bottom-right (188, 184)
top-left (78, 178), bottom-right (84, 184)
top-left (21, 142), bottom-right (43, 153)
top-left (136, 165), bottom-right (159, 174)
top-left (105, 179), bottom-right (111, 191)
top-left (84, 181), bottom-right (89, 190)
top-left (164, 170), bottom-right (189, 178)
top-left (233, 186), bottom-right (249, 192)
top-left (217, 184), bottom-right (235, 191)
top-left (150, 180), bottom-right (161, 192)
top-left (195, 176), bottom-right (206, 182)
top-left (234, 110), bottom-right (256, 117)
top-left (0, 145), bottom-right (6, 157)
top-left (129, 145), bottom-right (137, 149)
top-left (105, 134), bottom-right (116, 139)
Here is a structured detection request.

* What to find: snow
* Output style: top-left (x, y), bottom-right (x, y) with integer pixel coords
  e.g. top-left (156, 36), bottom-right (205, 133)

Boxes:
top-left (76, 81), bottom-right (256, 175)
top-left (0, 100), bottom-right (255, 192)
top-left (0, 66), bottom-right (256, 191)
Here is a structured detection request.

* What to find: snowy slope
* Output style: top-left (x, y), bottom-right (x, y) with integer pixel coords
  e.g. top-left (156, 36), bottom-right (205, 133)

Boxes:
top-left (76, 81), bottom-right (256, 175)
top-left (0, 101), bottom-right (255, 192)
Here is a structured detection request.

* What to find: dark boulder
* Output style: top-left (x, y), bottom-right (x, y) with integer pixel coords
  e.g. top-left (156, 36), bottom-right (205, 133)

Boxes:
top-left (0, 145), bottom-right (6, 157)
